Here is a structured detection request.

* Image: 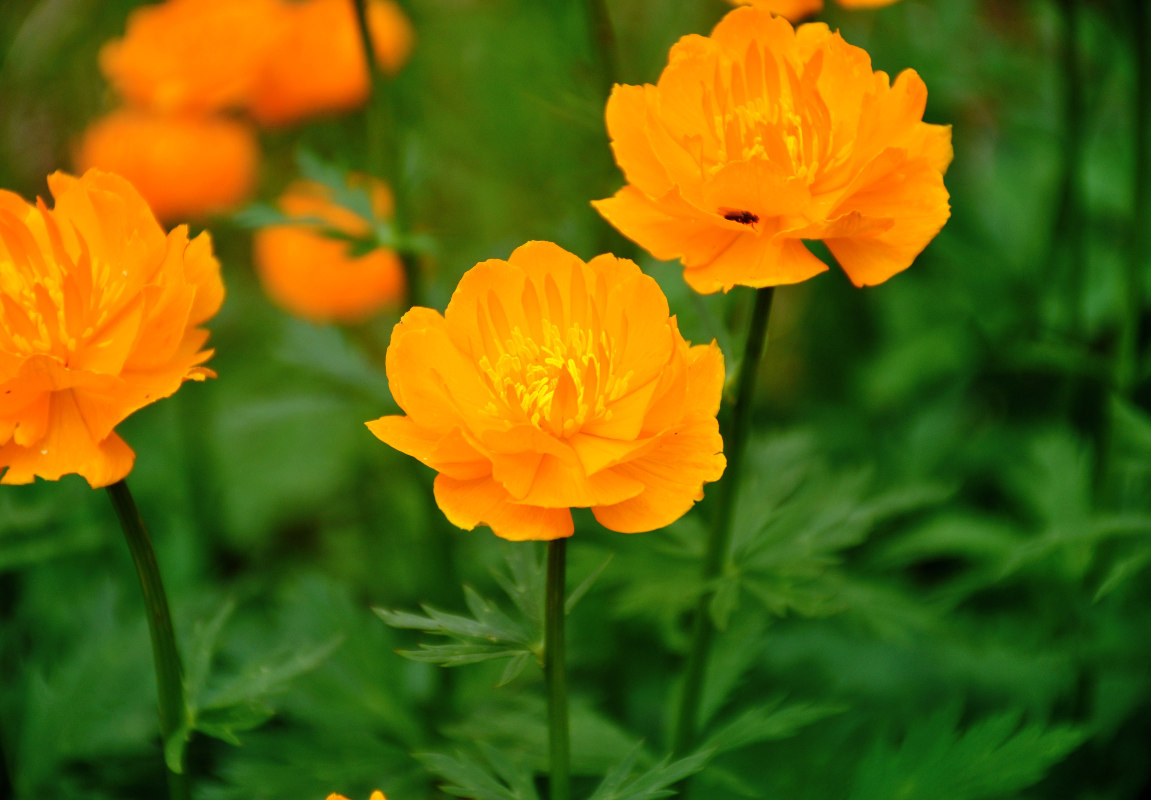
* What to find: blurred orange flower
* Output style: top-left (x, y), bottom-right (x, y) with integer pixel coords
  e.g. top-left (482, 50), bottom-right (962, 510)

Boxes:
top-left (100, 0), bottom-right (287, 114)
top-left (250, 0), bottom-right (414, 127)
top-left (367, 242), bottom-right (725, 541)
top-left (729, 0), bottom-right (901, 22)
top-left (327, 793), bottom-right (386, 800)
top-left (253, 176), bottom-right (405, 323)
top-left (0, 170), bottom-right (224, 487)
top-left (76, 110), bottom-right (259, 223)
top-left (593, 7), bottom-right (951, 292)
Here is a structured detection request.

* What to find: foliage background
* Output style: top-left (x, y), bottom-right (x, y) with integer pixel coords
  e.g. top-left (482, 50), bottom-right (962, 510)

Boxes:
top-left (1, 0), bottom-right (1150, 798)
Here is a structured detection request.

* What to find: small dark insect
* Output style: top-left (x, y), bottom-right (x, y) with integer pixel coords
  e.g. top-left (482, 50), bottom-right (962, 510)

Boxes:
top-left (722, 209), bottom-right (759, 225)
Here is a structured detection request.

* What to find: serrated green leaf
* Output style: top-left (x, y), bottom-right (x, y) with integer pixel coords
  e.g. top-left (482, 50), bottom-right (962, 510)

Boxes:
top-left (230, 202), bottom-right (293, 229)
top-left (495, 652), bottom-right (531, 687)
top-left (296, 149), bottom-right (375, 221)
top-left (849, 708), bottom-right (1085, 800)
top-left (185, 599), bottom-right (236, 702)
top-left (201, 636), bottom-right (343, 710)
top-left (701, 697), bottom-right (845, 755)
top-left (588, 747), bottom-right (713, 800)
top-left (195, 703), bottom-right (276, 746)
top-left (417, 746), bottom-right (539, 800)
top-left (398, 643), bottom-right (529, 666)
top-left (566, 552), bottom-right (613, 615)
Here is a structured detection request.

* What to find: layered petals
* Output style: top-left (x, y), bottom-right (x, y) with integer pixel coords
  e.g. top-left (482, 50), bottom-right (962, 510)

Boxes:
top-left (253, 177), bottom-right (405, 323)
top-left (595, 7), bottom-right (950, 292)
top-left (367, 242), bottom-right (725, 541)
top-left (0, 170), bottom-right (224, 487)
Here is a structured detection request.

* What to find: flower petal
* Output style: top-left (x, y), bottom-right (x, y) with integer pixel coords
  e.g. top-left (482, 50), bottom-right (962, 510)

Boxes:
top-left (434, 474), bottom-right (574, 541)
top-left (0, 390), bottom-right (135, 488)
top-left (592, 417), bottom-right (725, 533)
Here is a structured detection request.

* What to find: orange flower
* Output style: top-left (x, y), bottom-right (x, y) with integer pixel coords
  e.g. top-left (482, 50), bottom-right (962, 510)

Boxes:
top-left (367, 242), bottom-right (725, 541)
top-left (249, 0), bottom-right (414, 127)
top-left (253, 176), bottom-right (405, 323)
top-left (327, 793), bottom-right (386, 800)
top-left (0, 170), bottom-right (224, 487)
top-left (100, 0), bottom-right (287, 114)
top-left (593, 7), bottom-right (951, 292)
top-left (728, 0), bottom-right (901, 22)
top-left (75, 110), bottom-right (259, 223)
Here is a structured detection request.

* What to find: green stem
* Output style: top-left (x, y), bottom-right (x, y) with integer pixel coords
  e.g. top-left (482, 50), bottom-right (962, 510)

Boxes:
top-left (1119, 0), bottom-right (1149, 395)
top-left (0, 713), bottom-right (12, 800)
top-left (352, 0), bottom-right (422, 307)
top-left (1057, 0), bottom-right (1087, 333)
top-left (585, 0), bottom-right (618, 101)
top-left (106, 480), bottom-right (189, 800)
top-left (352, 0), bottom-right (386, 179)
top-left (673, 287), bottom-right (775, 759)
top-left (545, 540), bottom-right (571, 800)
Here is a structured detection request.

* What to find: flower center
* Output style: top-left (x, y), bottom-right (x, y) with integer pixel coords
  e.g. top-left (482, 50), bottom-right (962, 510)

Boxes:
top-left (715, 95), bottom-right (820, 182)
top-left (0, 263), bottom-right (72, 359)
top-left (478, 320), bottom-right (632, 437)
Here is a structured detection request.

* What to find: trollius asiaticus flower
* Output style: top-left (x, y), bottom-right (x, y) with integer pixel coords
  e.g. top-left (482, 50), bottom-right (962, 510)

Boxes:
top-left (367, 242), bottom-right (726, 541)
top-left (0, 170), bottom-right (224, 487)
top-left (593, 7), bottom-right (952, 293)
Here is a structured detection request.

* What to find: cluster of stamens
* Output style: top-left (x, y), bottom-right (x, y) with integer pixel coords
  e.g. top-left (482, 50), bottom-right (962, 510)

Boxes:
top-left (0, 216), bottom-right (124, 363)
top-left (478, 320), bottom-right (633, 438)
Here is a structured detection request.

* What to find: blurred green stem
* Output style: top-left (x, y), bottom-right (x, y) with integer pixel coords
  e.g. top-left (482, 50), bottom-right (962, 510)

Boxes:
top-left (352, 0), bottom-right (422, 307)
top-left (106, 480), bottom-right (189, 800)
top-left (673, 287), bottom-right (775, 761)
top-left (545, 540), bottom-right (570, 800)
top-left (585, 0), bottom-right (618, 100)
top-left (0, 716), bottom-right (12, 800)
top-left (1056, 0), bottom-right (1087, 332)
top-left (1118, 0), bottom-right (1149, 395)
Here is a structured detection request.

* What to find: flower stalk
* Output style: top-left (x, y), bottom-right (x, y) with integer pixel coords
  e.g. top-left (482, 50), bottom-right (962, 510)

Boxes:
top-left (1057, 0), bottom-right (1087, 332)
top-left (585, 0), bottom-right (618, 101)
top-left (352, 0), bottom-right (422, 307)
top-left (545, 539), bottom-right (571, 800)
top-left (106, 479), bottom-right (190, 800)
top-left (673, 286), bottom-right (775, 758)
top-left (1119, 0), bottom-right (1149, 396)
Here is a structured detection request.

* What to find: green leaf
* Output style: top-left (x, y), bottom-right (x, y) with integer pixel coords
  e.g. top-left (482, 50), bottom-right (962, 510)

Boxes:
top-left (566, 552), bottom-right (614, 615)
top-left (200, 636), bottom-right (343, 710)
top-left (717, 433), bottom-right (949, 622)
top-left (375, 547), bottom-right (544, 675)
top-left (849, 708), bottom-right (1085, 800)
top-left (1094, 546), bottom-right (1151, 601)
top-left (296, 148), bottom-right (375, 221)
top-left (164, 726), bottom-right (189, 775)
top-left (701, 697), bottom-right (845, 755)
top-left (230, 201), bottom-right (295, 229)
top-left (587, 745), bottom-right (713, 800)
top-left (495, 652), bottom-right (531, 687)
top-left (443, 693), bottom-right (641, 774)
top-left (184, 599), bottom-right (236, 702)
top-left (398, 643), bottom-right (529, 666)
top-left (417, 743), bottom-right (540, 800)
